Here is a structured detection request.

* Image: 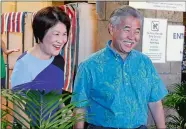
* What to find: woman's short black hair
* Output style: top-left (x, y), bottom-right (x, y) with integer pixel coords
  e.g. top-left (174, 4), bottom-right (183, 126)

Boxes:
top-left (32, 6), bottom-right (71, 43)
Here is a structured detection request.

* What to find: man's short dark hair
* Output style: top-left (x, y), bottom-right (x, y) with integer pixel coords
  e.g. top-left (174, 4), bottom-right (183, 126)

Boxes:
top-left (109, 6), bottom-right (143, 26)
top-left (32, 6), bottom-right (71, 44)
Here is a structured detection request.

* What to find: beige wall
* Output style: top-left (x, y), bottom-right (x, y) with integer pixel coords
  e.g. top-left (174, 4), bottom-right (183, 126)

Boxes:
top-left (16, 2), bottom-right (52, 12)
top-left (2, 2), bottom-right (16, 13)
top-left (52, 1), bottom-right (64, 6)
top-left (1, 1), bottom-right (65, 13)
top-left (1, 1), bottom-right (65, 12)
top-left (1, 1), bottom-right (53, 12)
top-left (1, 1), bottom-right (54, 12)
top-left (78, 3), bottom-right (97, 64)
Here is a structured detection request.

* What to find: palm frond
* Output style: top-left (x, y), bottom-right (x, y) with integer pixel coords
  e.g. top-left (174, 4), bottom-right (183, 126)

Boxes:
top-left (163, 82), bottom-right (186, 129)
top-left (1, 89), bottom-right (86, 129)
top-left (1, 109), bottom-right (13, 129)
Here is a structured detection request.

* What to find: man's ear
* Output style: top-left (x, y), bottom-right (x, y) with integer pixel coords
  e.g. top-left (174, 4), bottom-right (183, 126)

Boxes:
top-left (108, 23), bottom-right (114, 36)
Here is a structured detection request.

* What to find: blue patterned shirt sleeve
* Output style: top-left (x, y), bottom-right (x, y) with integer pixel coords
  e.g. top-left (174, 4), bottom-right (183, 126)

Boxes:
top-left (147, 59), bottom-right (168, 102)
top-left (71, 62), bottom-right (90, 107)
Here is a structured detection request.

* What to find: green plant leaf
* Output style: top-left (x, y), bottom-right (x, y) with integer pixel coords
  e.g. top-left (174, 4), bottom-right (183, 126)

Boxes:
top-left (1, 108), bottom-right (30, 128)
top-left (164, 82), bottom-right (186, 128)
top-left (1, 89), bottom-right (86, 129)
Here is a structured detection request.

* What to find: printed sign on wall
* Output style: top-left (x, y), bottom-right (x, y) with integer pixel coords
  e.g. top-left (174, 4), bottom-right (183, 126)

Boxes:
top-left (142, 18), bottom-right (167, 63)
top-left (167, 25), bottom-right (185, 61)
top-left (129, 2), bottom-right (186, 12)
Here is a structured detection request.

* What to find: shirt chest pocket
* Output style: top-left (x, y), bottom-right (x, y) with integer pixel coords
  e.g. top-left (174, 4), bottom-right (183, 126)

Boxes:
top-left (130, 71), bottom-right (151, 100)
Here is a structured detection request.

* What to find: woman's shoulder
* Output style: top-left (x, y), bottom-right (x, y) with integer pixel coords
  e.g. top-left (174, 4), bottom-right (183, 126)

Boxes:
top-left (52, 54), bottom-right (65, 71)
top-left (17, 51), bottom-right (28, 61)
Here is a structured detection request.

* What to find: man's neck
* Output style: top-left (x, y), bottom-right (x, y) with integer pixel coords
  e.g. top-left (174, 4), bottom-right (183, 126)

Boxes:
top-left (110, 42), bottom-right (128, 60)
top-left (119, 52), bottom-right (128, 60)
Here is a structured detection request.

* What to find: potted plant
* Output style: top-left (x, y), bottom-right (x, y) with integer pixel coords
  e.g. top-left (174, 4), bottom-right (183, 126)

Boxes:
top-left (1, 89), bottom-right (85, 129)
top-left (163, 82), bottom-right (186, 129)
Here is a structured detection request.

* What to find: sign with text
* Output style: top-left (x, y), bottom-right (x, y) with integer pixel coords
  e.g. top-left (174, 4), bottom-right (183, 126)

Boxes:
top-left (129, 2), bottom-right (186, 12)
top-left (167, 25), bottom-right (184, 61)
top-left (142, 18), bottom-right (167, 63)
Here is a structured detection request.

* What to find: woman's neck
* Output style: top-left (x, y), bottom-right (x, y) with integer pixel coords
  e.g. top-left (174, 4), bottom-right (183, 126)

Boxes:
top-left (28, 44), bottom-right (52, 60)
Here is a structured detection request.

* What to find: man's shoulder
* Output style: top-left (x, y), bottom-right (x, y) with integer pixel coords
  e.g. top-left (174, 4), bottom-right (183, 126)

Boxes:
top-left (81, 48), bottom-right (106, 64)
top-left (132, 49), bottom-right (151, 61)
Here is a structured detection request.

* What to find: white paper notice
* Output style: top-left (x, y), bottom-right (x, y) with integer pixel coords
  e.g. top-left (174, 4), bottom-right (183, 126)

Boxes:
top-left (129, 2), bottom-right (186, 12)
top-left (167, 25), bottom-right (184, 61)
top-left (142, 18), bottom-right (167, 63)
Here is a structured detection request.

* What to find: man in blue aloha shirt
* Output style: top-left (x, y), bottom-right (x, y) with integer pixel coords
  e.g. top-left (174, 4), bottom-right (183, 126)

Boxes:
top-left (72, 6), bottom-right (168, 129)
